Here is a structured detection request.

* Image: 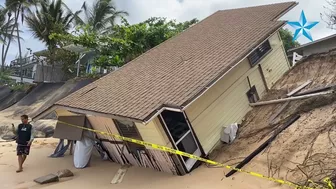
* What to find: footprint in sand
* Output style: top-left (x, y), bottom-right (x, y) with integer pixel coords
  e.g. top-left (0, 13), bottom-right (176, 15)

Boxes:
top-left (15, 180), bottom-right (37, 189)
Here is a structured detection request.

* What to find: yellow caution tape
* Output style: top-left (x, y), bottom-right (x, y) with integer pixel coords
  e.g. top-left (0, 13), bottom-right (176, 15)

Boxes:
top-left (57, 120), bottom-right (332, 189)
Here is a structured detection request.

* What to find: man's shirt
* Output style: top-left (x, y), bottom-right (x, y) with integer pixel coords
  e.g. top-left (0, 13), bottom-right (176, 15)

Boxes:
top-left (13, 124), bottom-right (35, 145)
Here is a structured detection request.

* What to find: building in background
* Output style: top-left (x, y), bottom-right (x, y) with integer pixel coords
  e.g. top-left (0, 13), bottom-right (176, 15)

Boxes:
top-left (8, 50), bottom-right (65, 83)
top-left (288, 33), bottom-right (336, 65)
top-left (63, 44), bottom-right (118, 77)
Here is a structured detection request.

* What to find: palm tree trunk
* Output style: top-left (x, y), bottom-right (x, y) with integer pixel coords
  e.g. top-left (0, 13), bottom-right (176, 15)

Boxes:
top-left (1, 43), bottom-right (7, 72)
top-left (1, 15), bottom-right (11, 72)
top-left (15, 6), bottom-right (23, 83)
top-left (1, 13), bottom-right (17, 72)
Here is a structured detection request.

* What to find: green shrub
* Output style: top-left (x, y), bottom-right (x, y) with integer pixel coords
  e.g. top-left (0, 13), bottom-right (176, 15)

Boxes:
top-left (0, 71), bottom-right (14, 86)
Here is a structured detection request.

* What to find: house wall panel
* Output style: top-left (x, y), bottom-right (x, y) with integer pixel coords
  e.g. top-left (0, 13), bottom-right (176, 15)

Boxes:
top-left (87, 115), bottom-right (179, 175)
top-left (249, 68), bottom-right (267, 96)
top-left (260, 33), bottom-right (291, 87)
top-left (187, 64), bottom-right (262, 153)
top-left (185, 32), bottom-right (289, 153)
top-left (86, 115), bottom-right (122, 141)
top-left (186, 60), bottom-right (250, 122)
top-left (135, 117), bottom-right (173, 148)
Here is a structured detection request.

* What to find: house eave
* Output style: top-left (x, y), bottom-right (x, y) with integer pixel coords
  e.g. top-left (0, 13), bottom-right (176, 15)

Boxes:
top-left (288, 33), bottom-right (336, 53)
top-left (32, 104), bottom-right (146, 125)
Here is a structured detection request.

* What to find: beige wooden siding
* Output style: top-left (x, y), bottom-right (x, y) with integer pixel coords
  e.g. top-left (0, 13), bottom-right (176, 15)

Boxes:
top-left (87, 115), bottom-right (179, 175)
top-left (186, 61), bottom-right (250, 122)
top-left (186, 32), bottom-right (288, 153)
top-left (248, 68), bottom-right (267, 97)
top-left (260, 32), bottom-right (290, 87)
top-left (87, 115), bottom-right (172, 149)
top-left (86, 115), bottom-right (122, 141)
top-left (135, 117), bottom-right (173, 148)
top-left (186, 59), bottom-right (266, 153)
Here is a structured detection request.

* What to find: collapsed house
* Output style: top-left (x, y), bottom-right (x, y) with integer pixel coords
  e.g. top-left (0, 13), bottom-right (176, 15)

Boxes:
top-left (33, 2), bottom-right (298, 175)
top-left (215, 48), bottom-right (336, 187)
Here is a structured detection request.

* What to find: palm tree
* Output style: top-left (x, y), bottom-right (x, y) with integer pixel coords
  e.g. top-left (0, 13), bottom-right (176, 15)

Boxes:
top-left (5, 0), bottom-right (38, 82)
top-left (70, 0), bottom-right (128, 33)
top-left (25, 0), bottom-right (76, 80)
top-left (0, 6), bottom-right (20, 72)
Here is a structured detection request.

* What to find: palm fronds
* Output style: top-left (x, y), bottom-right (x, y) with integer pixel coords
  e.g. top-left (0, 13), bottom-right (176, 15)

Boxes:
top-left (25, 0), bottom-right (75, 48)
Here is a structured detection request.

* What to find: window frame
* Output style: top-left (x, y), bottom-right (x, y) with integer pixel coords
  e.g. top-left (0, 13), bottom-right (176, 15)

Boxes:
top-left (113, 119), bottom-right (145, 153)
top-left (248, 40), bottom-right (272, 67)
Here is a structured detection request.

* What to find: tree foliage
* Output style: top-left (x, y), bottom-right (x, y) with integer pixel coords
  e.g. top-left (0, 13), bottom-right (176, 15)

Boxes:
top-left (0, 69), bottom-right (12, 85)
top-left (25, 0), bottom-right (76, 51)
top-left (24, 0), bottom-right (79, 81)
top-left (69, 0), bottom-right (128, 34)
top-left (51, 17), bottom-right (198, 68)
top-left (34, 48), bottom-right (78, 76)
top-left (279, 28), bottom-right (300, 53)
top-left (0, 5), bottom-right (20, 71)
top-left (5, 0), bottom-right (39, 82)
top-left (323, 0), bottom-right (336, 29)
top-left (0, 6), bottom-right (18, 44)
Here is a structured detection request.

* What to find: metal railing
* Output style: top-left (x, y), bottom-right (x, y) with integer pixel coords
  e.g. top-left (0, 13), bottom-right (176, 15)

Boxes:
top-left (10, 55), bottom-right (40, 67)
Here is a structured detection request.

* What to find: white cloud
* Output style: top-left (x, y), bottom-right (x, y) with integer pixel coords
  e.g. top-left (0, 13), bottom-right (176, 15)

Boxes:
top-left (1, 0), bottom-right (335, 64)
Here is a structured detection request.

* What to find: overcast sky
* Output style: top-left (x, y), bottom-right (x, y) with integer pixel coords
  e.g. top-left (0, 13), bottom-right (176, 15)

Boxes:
top-left (1, 0), bottom-right (335, 64)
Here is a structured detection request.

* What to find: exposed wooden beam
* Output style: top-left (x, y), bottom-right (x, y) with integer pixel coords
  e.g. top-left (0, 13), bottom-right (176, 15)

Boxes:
top-left (286, 80), bottom-right (312, 97)
top-left (293, 84), bottom-right (336, 97)
top-left (269, 80), bottom-right (312, 124)
top-left (250, 90), bottom-right (335, 107)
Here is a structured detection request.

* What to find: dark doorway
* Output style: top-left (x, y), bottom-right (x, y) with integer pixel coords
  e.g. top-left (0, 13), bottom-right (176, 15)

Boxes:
top-left (160, 110), bottom-right (201, 171)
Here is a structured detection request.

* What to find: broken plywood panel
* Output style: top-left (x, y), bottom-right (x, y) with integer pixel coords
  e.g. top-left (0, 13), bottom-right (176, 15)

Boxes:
top-left (111, 165), bottom-right (130, 184)
top-left (34, 174), bottom-right (59, 184)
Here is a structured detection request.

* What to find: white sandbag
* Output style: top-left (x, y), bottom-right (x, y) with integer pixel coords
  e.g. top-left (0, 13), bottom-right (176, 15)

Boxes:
top-left (73, 135), bottom-right (94, 169)
top-left (220, 123), bottom-right (239, 144)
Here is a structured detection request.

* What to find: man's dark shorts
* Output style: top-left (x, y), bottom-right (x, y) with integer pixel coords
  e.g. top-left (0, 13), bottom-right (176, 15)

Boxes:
top-left (17, 144), bottom-right (30, 156)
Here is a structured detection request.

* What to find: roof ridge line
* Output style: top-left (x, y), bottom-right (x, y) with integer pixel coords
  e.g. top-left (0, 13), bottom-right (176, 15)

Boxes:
top-left (217, 1), bottom-right (296, 12)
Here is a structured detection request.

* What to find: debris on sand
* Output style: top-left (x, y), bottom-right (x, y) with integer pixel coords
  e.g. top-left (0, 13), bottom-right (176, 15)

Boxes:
top-left (57, 169), bottom-right (74, 178)
top-left (34, 174), bottom-right (59, 184)
top-left (34, 169), bottom-right (74, 185)
top-left (225, 114), bottom-right (300, 177)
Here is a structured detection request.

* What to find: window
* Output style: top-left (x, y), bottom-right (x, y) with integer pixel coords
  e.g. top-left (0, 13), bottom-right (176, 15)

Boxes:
top-left (246, 86), bottom-right (260, 103)
top-left (114, 119), bottom-right (145, 153)
top-left (161, 110), bottom-right (199, 162)
top-left (248, 40), bottom-right (272, 66)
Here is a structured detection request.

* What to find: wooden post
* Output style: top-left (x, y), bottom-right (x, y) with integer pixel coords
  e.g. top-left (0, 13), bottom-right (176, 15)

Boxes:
top-left (258, 64), bottom-right (269, 91)
top-left (69, 140), bottom-right (74, 155)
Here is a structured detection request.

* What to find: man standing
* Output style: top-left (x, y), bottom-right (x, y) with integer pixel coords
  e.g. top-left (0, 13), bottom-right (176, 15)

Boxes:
top-left (12, 115), bottom-right (35, 173)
